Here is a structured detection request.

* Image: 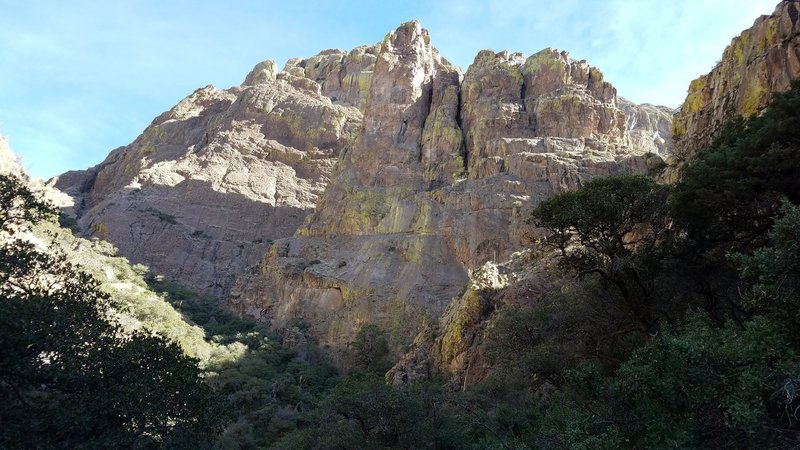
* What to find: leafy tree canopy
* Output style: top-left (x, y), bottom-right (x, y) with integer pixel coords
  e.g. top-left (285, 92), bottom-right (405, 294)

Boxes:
top-left (0, 174), bottom-right (219, 448)
top-left (670, 80), bottom-right (800, 251)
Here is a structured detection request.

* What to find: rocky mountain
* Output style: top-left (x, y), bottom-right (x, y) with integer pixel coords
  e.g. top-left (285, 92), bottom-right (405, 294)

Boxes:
top-left (10, 3), bottom-right (800, 446)
top-left (669, 0), bottom-right (800, 179)
top-left (230, 21), bottom-right (672, 358)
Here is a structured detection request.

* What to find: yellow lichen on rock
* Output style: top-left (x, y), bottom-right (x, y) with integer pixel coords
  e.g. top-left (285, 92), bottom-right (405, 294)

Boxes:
top-left (684, 76), bottom-right (708, 114)
top-left (524, 49), bottom-right (563, 74)
top-left (669, 1), bottom-right (800, 171)
top-left (438, 288), bottom-right (485, 364)
top-left (741, 77), bottom-right (768, 117)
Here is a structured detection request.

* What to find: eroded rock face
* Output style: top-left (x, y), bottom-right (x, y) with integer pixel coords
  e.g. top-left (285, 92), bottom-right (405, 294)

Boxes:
top-left (670, 1), bottom-right (800, 178)
top-left (231, 22), bottom-right (673, 361)
top-left (230, 22), bottom-right (473, 358)
top-left (282, 45), bottom-right (380, 112)
top-left (617, 98), bottom-right (674, 157)
top-left (53, 66), bottom-right (365, 297)
top-left (387, 252), bottom-right (556, 388)
top-left (242, 60), bottom-right (277, 86)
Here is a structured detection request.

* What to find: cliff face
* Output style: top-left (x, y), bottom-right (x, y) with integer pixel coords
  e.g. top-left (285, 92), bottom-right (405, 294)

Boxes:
top-left (670, 0), bottom-right (800, 177)
top-left (230, 22), bottom-right (672, 359)
top-left (387, 251), bottom-right (560, 387)
top-left (53, 57), bottom-right (370, 297)
top-left (406, 1), bottom-right (800, 386)
top-left (52, 20), bottom-right (672, 361)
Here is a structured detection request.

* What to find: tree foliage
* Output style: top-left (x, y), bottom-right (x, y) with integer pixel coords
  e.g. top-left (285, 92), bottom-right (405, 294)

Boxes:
top-left (0, 174), bottom-right (55, 232)
top-left (670, 80), bottom-right (800, 251)
top-left (486, 278), bottom-right (643, 386)
top-left (735, 201), bottom-right (800, 344)
top-left (350, 323), bottom-right (391, 373)
top-left (0, 174), bottom-right (218, 448)
top-left (608, 313), bottom-right (800, 448)
top-left (531, 175), bottom-right (670, 259)
top-left (271, 373), bottom-right (467, 449)
top-left (530, 175), bottom-right (671, 332)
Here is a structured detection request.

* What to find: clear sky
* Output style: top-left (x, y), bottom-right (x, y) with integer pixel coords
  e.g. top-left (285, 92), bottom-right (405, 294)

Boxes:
top-left (0, 0), bottom-right (780, 179)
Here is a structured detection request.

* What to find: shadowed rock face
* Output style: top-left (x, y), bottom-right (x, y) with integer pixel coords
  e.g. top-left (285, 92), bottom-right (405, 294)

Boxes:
top-left (669, 1), bottom-right (800, 179)
top-left (230, 21), bottom-right (673, 360)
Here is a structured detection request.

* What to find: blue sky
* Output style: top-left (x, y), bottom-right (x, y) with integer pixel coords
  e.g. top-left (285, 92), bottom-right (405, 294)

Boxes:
top-left (0, 0), bottom-right (780, 179)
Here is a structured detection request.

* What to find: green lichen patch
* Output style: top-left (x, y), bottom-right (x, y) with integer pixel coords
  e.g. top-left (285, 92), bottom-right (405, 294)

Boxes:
top-left (684, 76), bottom-right (708, 114)
top-left (439, 288), bottom-right (488, 363)
top-left (741, 78), bottom-right (769, 117)
top-left (535, 94), bottom-right (583, 114)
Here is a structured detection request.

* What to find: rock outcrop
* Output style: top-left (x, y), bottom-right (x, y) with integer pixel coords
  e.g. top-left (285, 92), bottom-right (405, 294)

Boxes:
top-left (670, 0), bottom-right (800, 177)
top-left (387, 251), bottom-right (560, 388)
top-left (53, 57), bottom-right (370, 297)
top-left (230, 22), bottom-right (673, 360)
top-left (282, 45), bottom-right (380, 112)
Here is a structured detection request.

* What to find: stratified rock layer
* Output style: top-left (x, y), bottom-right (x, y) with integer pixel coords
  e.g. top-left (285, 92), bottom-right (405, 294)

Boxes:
top-left (230, 22), bottom-right (673, 359)
top-left (670, 1), bottom-right (800, 177)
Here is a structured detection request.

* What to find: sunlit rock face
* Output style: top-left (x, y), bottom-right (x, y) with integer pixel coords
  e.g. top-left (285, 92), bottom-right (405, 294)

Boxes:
top-left (669, 1), bottom-right (800, 180)
top-left (53, 59), bottom-right (368, 297)
top-left (230, 21), bottom-right (672, 360)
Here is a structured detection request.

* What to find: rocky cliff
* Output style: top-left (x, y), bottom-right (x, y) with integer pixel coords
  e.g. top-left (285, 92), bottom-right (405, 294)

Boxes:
top-left (405, 1), bottom-right (800, 387)
top-left (230, 21), bottom-right (672, 359)
top-left (53, 54), bottom-right (372, 296)
top-left (52, 20), bottom-right (672, 362)
top-left (670, 0), bottom-right (800, 177)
